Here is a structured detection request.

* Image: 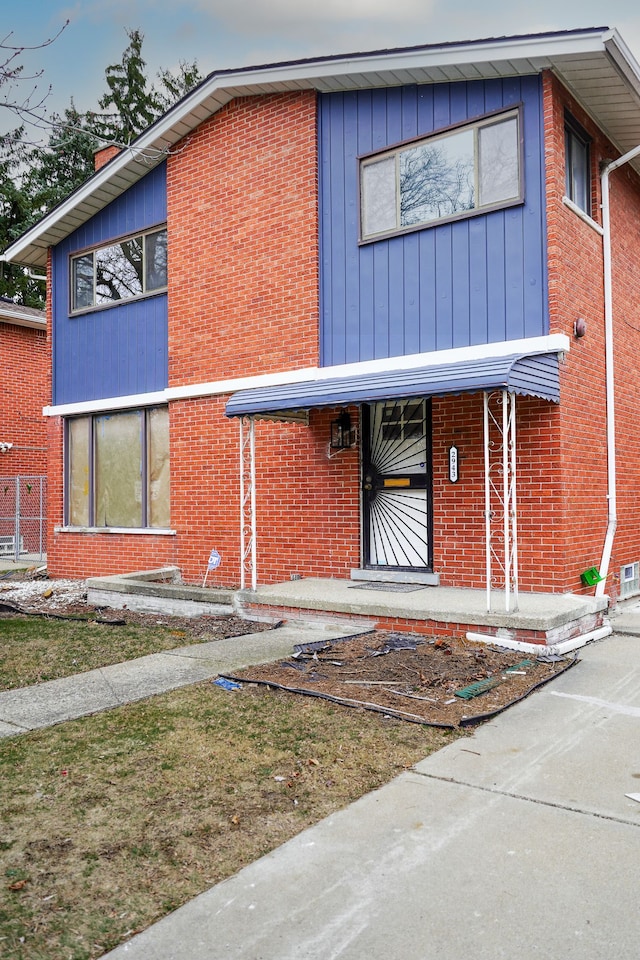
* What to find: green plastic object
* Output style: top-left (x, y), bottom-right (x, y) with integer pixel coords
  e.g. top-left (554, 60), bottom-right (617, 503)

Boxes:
top-left (505, 659), bottom-right (533, 673)
top-left (581, 566), bottom-right (603, 586)
top-left (455, 677), bottom-right (502, 700)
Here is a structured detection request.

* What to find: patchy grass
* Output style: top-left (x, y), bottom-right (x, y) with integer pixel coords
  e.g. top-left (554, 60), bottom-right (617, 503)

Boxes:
top-left (0, 614), bottom-right (264, 691)
top-left (0, 681), bottom-right (459, 959)
top-left (0, 617), bottom-right (194, 690)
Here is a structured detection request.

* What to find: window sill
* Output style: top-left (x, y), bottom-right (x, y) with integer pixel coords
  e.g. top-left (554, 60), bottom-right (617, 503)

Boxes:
top-left (562, 196), bottom-right (604, 235)
top-left (55, 526), bottom-right (176, 535)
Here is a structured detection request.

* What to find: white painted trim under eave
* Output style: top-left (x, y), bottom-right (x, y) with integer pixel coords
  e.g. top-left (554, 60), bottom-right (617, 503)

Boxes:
top-left (0, 312), bottom-right (46, 330)
top-left (43, 334), bottom-right (570, 417)
top-left (3, 27), bottom-right (632, 269)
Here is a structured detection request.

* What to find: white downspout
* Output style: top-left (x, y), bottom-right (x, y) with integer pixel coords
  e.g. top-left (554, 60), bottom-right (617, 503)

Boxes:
top-left (596, 143), bottom-right (640, 596)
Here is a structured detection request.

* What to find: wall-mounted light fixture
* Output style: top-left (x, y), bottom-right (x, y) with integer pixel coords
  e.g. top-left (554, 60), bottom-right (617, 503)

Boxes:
top-left (330, 411), bottom-right (354, 450)
top-left (0, 442), bottom-right (13, 454)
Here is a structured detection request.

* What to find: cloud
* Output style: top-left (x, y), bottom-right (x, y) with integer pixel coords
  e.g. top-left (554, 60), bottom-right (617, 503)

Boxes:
top-left (190, 0), bottom-right (436, 40)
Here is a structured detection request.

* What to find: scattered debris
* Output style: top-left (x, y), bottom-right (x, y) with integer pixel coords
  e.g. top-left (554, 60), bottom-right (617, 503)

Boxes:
top-left (213, 677), bottom-right (242, 691)
top-left (455, 677), bottom-right (503, 700)
top-left (222, 632), bottom-right (578, 727)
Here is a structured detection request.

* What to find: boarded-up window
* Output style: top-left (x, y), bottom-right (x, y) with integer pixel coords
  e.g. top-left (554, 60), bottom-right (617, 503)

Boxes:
top-left (95, 411), bottom-right (143, 527)
top-left (66, 407), bottom-right (170, 529)
top-left (148, 407), bottom-right (170, 528)
top-left (68, 416), bottom-right (90, 526)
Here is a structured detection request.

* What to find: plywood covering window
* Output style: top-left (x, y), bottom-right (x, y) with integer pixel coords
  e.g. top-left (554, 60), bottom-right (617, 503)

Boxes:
top-left (66, 407), bottom-right (170, 529)
top-left (360, 107), bottom-right (522, 241)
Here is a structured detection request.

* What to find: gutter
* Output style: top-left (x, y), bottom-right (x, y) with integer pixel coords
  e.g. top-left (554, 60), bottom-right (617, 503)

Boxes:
top-left (596, 142), bottom-right (640, 596)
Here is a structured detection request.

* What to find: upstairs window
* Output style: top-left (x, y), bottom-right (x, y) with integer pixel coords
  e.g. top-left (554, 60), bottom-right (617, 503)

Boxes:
top-left (71, 226), bottom-right (167, 313)
top-left (564, 115), bottom-right (591, 215)
top-left (360, 107), bottom-right (522, 241)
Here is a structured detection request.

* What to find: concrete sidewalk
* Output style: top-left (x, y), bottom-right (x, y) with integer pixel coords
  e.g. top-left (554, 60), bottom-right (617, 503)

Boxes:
top-left (101, 629), bottom-right (640, 960)
top-left (0, 624), bottom-right (358, 738)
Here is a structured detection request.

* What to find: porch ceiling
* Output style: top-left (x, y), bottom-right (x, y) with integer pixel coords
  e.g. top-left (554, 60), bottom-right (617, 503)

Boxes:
top-left (224, 351), bottom-right (560, 417)
top-left (4, 27), bottom-right (640, 270)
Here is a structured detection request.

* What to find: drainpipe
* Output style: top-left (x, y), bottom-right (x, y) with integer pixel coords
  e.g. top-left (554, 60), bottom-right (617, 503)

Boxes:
top-left (596, 143), bottom-right (640, 596)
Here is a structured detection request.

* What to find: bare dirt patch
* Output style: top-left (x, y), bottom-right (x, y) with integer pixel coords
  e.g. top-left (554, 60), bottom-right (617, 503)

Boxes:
top-left (224, 630), bottom-right (577, 727)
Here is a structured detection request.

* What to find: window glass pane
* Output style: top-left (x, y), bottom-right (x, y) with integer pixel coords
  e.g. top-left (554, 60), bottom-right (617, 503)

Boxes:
top-left (148, 407), bottom-right (170, 528)
top-left (95, 238), bottom-right (144, 304)
top-left (571, 134), bottom-right (589, 212)
top-left (478, 117), bottom-right (519, 206)
top-left (68, 417), bottom-right (90, 526)
top-left (361, 156), bottom-right (396, 236)
top-left (72, 254), bottom-right (94, 310)
top-left (145, 230), bottom-right (168, 291)
top-left (400, 128), bottom-right (474, 227)
top-left (95, 412), bottom-right (143, 527)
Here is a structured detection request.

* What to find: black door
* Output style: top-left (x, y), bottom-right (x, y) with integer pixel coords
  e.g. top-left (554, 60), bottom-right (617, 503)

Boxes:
top-left (362, 399), bottom-right (433, 570)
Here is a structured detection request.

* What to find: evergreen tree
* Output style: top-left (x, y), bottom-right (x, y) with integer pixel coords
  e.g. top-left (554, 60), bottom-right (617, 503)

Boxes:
top-left (0, 29), bottom-right (202, 306)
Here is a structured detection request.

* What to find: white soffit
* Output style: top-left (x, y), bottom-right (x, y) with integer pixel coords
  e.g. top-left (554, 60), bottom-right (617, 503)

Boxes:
top-left (4, 27), bottom-right (640, 269)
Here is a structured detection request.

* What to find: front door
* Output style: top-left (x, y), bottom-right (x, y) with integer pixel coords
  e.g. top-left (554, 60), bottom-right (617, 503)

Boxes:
top-left (362, 399), bottom-right (433, 570)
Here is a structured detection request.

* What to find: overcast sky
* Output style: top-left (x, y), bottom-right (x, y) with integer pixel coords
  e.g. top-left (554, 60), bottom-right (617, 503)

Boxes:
top-left (4, 0), bottom-right (640, 138)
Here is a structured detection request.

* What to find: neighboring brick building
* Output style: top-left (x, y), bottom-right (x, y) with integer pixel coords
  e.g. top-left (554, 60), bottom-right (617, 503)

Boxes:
top-left (4, 27), bottom-right (640, 614)
top-left (0, 298), bottom-right (47, 558)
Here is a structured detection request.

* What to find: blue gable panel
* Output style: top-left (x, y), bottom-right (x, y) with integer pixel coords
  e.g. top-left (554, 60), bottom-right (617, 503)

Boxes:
top-left (51, 162), bottom-right (168, 405)
top-left (318, 77), bottom-right (548, 366)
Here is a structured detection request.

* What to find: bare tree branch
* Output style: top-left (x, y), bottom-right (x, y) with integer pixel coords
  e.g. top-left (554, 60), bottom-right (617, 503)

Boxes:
top-left (0, 21), bottom-right (69, 123)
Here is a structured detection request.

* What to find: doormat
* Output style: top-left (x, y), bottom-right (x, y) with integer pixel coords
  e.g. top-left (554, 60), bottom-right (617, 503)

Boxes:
top-left (348, 582), bottom-right (426, 593)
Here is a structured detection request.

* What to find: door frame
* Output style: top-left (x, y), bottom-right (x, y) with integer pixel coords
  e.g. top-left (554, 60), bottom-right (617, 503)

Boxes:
top-left (361, 398), bottom-right (434, 572)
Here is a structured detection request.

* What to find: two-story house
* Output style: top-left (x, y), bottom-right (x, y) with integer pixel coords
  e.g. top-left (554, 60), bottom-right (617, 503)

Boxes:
top-left (4, 27), bottom-right (640, 644)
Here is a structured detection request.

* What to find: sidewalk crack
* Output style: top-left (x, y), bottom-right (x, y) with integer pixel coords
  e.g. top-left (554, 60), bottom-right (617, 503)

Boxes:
top-left (413, 770), bottom-right (640, 828)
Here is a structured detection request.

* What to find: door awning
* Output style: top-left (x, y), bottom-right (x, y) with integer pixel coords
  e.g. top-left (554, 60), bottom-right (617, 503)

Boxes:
top-left (225, 351), bottom-right (560, 417)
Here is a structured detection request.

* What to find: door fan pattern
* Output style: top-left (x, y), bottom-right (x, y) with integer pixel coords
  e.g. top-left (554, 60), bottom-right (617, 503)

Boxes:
top-left (364, 400), bottom-right (431, 569)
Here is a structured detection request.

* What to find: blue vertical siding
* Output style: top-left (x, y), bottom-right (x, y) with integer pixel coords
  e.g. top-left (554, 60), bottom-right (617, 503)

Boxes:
top-left (318, 77), bottom-right (548, 366)
top-left (52, 162), bottom-right (168, 405)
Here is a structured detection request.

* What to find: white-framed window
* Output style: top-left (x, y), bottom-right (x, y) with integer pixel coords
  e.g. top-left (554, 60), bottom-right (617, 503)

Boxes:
top-left (360, 107), bottom-right (523, 241)
top-left (70, 226), bottom-right (167, 313)
top-left (66, 406), bottom-right (170, 529)
top-left (564, 114), bottom-right (591, 215)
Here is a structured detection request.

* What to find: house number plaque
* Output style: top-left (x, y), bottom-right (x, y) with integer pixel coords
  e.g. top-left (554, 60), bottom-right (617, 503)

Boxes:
top-left (448, 445), bottom-right (459, 483)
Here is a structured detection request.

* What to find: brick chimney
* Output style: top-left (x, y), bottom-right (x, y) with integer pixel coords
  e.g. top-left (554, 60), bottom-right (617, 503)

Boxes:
top-left (94, 144), bottom-right (121, 171)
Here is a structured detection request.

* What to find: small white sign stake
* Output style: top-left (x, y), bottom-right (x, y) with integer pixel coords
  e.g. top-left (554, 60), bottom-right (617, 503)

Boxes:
top-left (203, 548), bottom-right (221, 587)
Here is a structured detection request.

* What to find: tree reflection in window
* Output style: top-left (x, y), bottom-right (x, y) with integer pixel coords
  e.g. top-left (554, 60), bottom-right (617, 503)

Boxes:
top-left (360, 109), bottom-right (521, 240)
top-left (96, 237), bottom-right (144, 303)
top-left (400, 130), bottom-right (474, 226)
top-left (71, 227), bottom-right (167, 311)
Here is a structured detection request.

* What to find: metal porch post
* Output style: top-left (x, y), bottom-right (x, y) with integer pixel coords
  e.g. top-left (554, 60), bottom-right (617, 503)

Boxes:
top-left (483, 390), bottom-right (519, 612)
top-left (239, 416), bottom-right (257, 591)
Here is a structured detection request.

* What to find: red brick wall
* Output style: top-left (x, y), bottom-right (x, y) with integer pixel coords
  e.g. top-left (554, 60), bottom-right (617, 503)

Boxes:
top-left (46, 76), bottom-right (640, 597)
top-left (167, 92), bottom-right (319, 385)
top-left (542, 71), bottom-right (640, 594)
top-left (0, 320), bottom-right (48, 477)
top-left (46, 90), bottom-right (324, 582)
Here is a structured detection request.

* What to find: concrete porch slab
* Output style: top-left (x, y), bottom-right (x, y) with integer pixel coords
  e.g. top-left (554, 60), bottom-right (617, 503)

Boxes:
top-left (236, 577), bottom-right (610, 649)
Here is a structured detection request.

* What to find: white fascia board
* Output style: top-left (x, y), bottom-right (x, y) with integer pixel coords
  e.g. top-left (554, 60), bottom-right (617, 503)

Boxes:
top-left (603, 29), bottom-right (640, 92)
top-left (43, 335), bottom-right (570, 417)
top-left (44, 390), bottom-right (169, 418)
top-left (0, 311), bottom-right (46, 330)
top-left (2, 29), bottom-right (617, 266)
